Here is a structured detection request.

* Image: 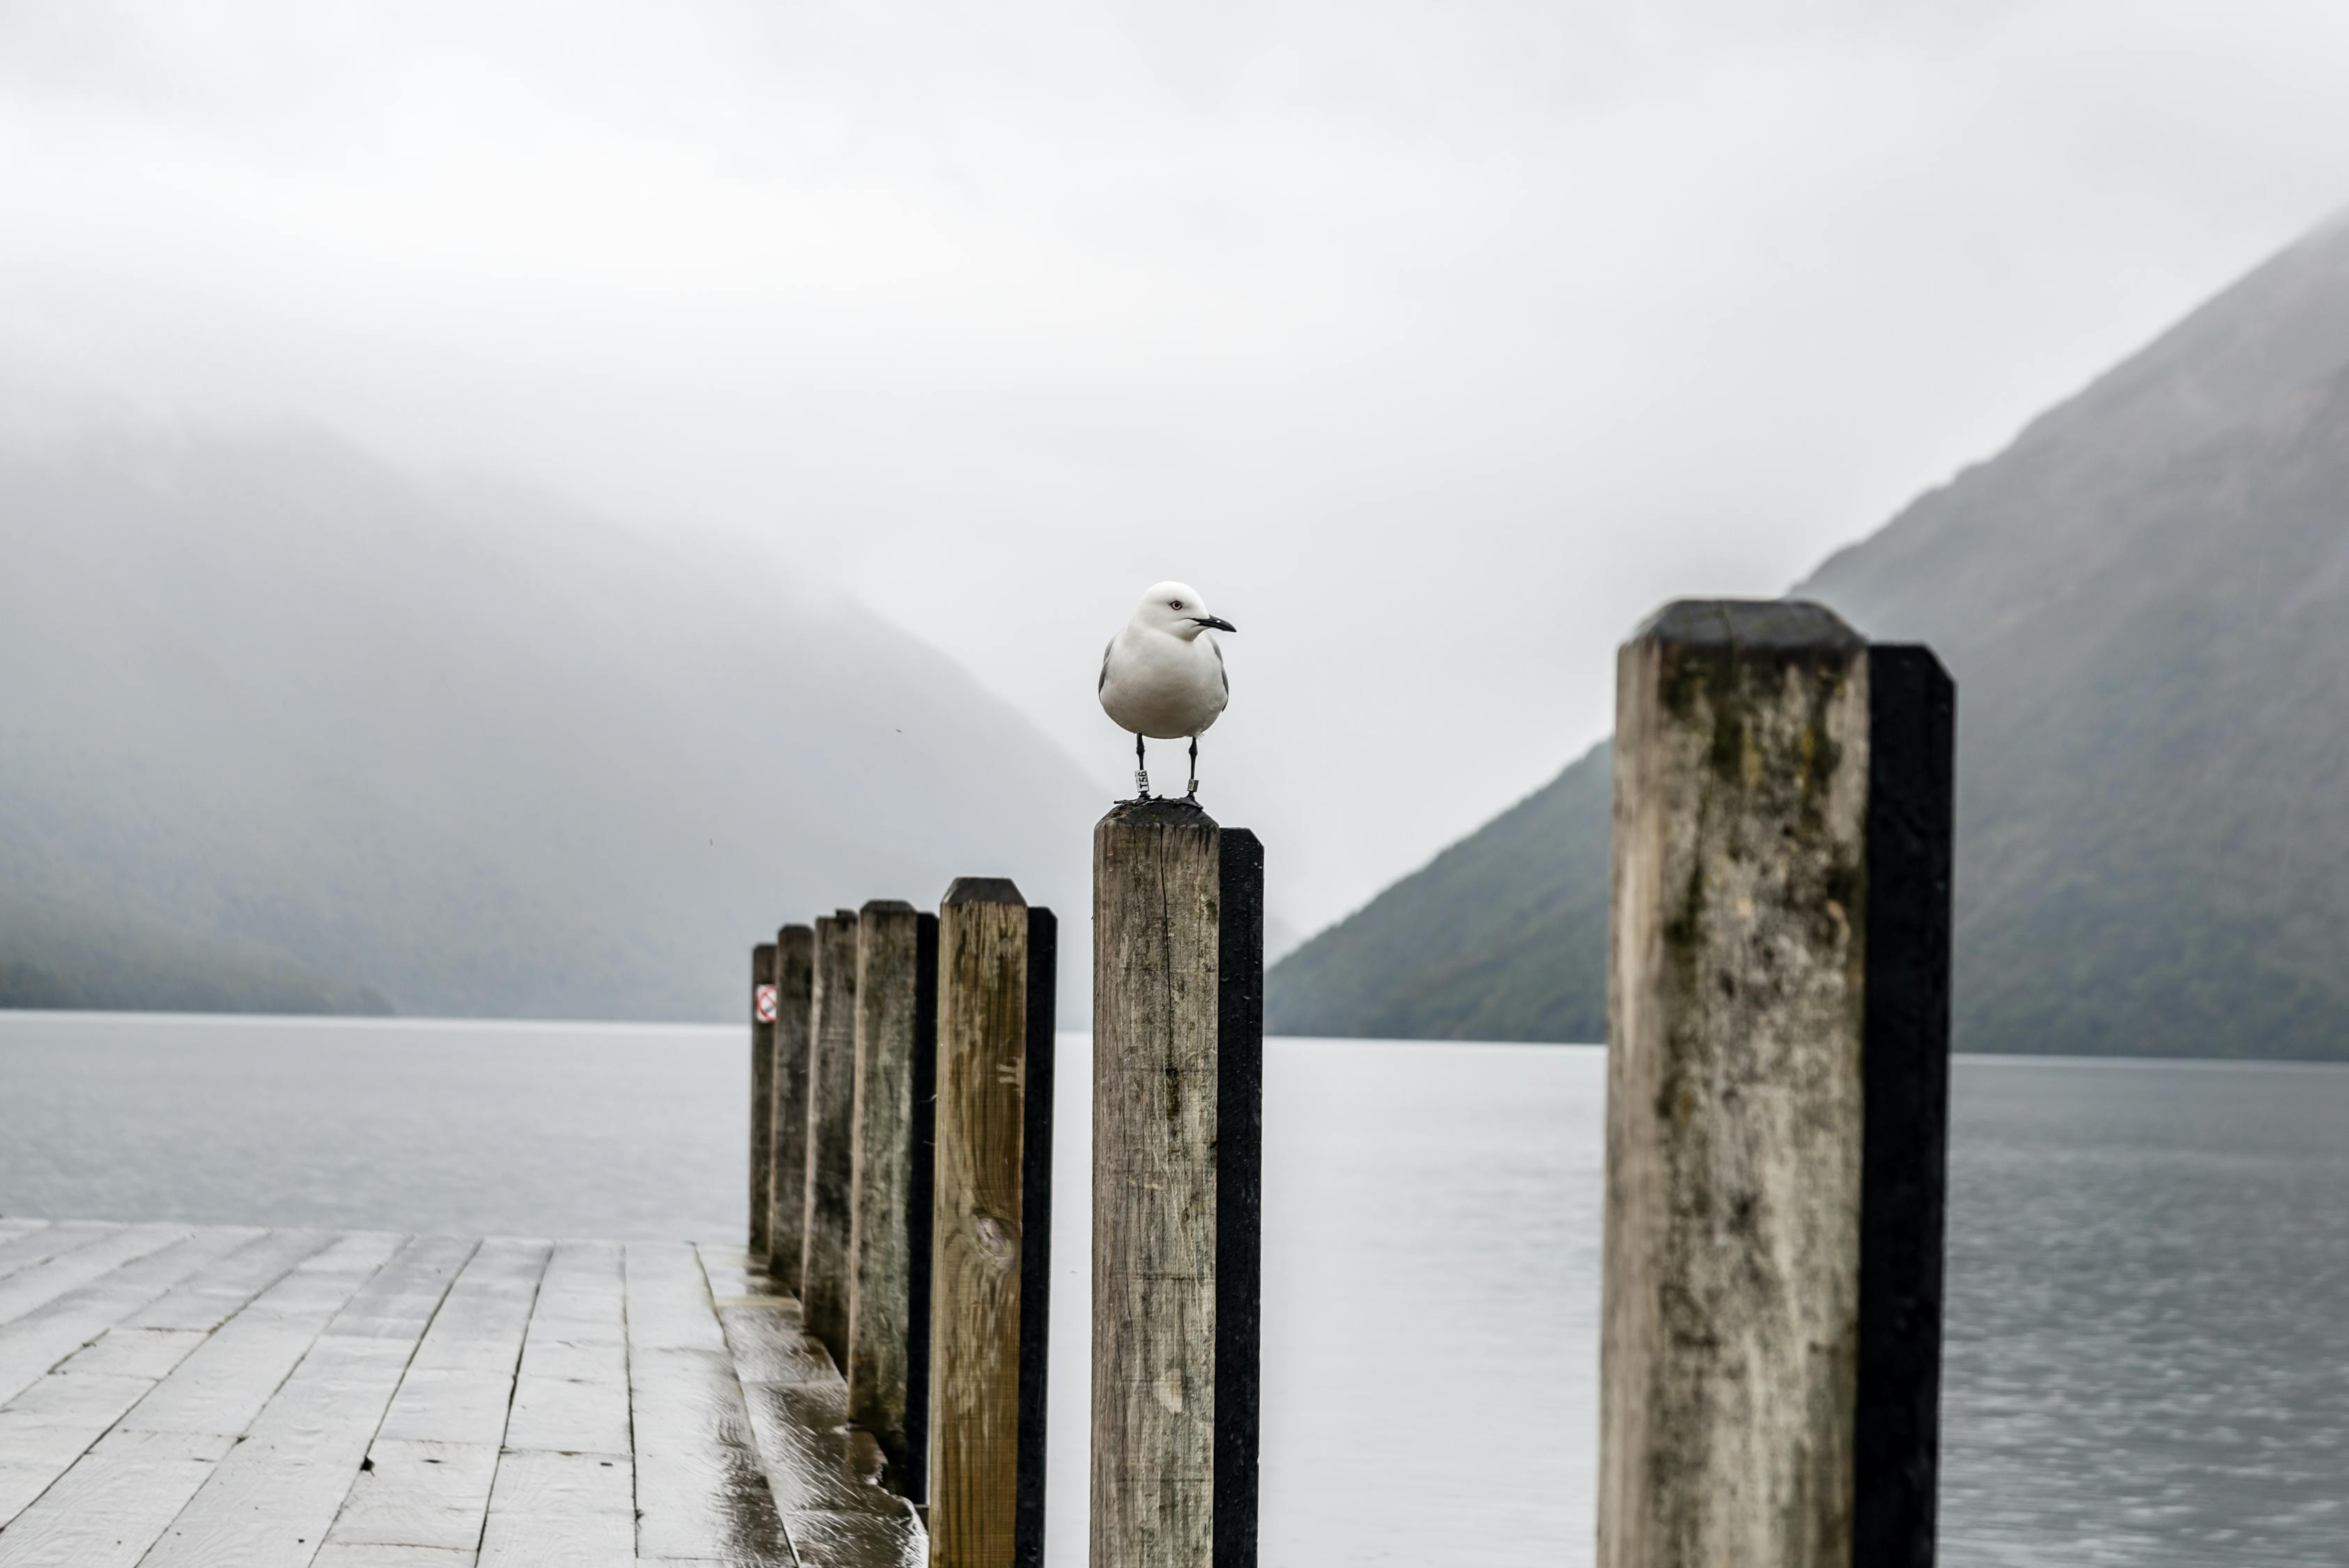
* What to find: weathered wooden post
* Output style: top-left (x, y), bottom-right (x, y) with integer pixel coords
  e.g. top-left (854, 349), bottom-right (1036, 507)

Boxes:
top-left (1091, 799), bottom-right (1263, 1568)
top-left (845, 898), bottom-right (939, 1498)
top-left (768, 923), bottom-right (815, 1289)
top-left (928, 877), bottom-right (1058, 1568)
top-left (1601, 600), bottom-right (1953, 1568)
top-left (749, 941), bottom-right (779, 1255)
top-left (801, 907), bottom-right (861, 1365)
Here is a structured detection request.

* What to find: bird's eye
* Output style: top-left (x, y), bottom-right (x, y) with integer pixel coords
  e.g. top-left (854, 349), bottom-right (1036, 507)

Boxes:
top-left (1169, 600), bottom-right (1184, 610)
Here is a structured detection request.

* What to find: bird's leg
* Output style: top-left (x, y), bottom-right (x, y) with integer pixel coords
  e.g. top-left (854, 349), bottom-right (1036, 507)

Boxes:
top-left (1186, 736), bottom-right (1199, 797)
top-left (1134, 732), bottom-right (1151, 800)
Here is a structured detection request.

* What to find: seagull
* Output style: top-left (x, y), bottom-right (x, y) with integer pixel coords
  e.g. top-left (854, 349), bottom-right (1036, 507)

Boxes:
top-left (1098, 581), bottom-right (1235, 799)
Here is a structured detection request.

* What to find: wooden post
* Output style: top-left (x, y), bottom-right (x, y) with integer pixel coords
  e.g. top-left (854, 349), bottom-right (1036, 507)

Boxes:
top-left (845, 899), bottom-right (939, 1498)
top-left (1091, 799), bottom-right (1263, 1568)
top-left (768, 923), bottom-right (815, 1289)
top-left (1600, 599), bottom-right (1953, 1568)
top-left (928, 877), bottom-right (1058, 1568)
top-left (801, 907), bottom-right (861, 1365)
top-left (748, 941), bottom-right (778, 1255)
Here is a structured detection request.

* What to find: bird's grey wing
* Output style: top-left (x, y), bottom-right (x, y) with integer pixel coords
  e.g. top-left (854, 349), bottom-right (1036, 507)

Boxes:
top-left (1099, 638), bottom-right (1114, 693)
top-left (1212, 636), bottom-right (1228, 696)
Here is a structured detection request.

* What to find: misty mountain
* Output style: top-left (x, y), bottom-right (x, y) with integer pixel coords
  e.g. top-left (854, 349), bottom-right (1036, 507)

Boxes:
top-left (1269, 211), bottom-right (2349, 1059)
top-left (0, 426), bottom-right (1099, 1020)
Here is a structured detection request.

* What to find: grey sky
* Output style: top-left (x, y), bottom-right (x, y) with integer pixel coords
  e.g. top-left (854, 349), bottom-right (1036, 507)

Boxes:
top-left (6, 1), bottom-right (2348, 940)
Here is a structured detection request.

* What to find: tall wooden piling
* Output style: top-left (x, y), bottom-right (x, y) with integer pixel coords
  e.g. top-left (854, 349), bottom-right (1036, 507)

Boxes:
top-left (929, 878), bottom-right (1058, 1568)
top-left (768, 923), bottom-right (815, 1289)
top-left (801, 907), bottom-right (861, 1365)
top-left (748, 941), bottom-right (778, 1256)
top-left (1600, 600), bottom-right (1953, 1568)
top-left (845, 899), bottom-right (939, 1497)
top-left (1091, 799), bottom-right (1263, 1568)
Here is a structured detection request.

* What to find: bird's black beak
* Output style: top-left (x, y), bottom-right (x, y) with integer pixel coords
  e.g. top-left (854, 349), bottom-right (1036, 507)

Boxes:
top-left (1193, 615), bottom-right (1238, 633)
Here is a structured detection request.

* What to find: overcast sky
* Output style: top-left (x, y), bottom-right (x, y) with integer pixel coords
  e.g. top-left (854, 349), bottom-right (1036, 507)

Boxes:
top-left (6, 1), bottom-right (2348, 941)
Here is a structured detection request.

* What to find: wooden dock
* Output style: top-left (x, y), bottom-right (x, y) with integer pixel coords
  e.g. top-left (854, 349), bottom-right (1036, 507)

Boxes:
top-left (0, 1215), bottom-right (922, 1567)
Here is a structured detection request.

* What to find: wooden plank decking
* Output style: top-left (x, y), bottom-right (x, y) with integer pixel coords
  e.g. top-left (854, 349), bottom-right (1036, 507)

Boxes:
top-left (0, 1218), bottom-right (923, 1567)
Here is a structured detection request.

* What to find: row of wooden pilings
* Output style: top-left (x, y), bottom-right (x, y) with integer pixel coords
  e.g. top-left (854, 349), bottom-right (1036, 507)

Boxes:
top-left (741, 597), bottom-right (1955, 1568)
top-left (744, 799), bottom-right (1261, 1568)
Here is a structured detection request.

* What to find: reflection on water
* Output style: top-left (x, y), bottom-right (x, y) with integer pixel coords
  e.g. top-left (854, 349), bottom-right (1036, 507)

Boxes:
top-left (1, 1014), bottom-right (2343, 1565)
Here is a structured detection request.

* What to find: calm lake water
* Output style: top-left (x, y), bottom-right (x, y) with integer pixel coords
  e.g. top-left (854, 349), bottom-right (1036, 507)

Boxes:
top-left (1, 1011), bottom-right (2344, 1566)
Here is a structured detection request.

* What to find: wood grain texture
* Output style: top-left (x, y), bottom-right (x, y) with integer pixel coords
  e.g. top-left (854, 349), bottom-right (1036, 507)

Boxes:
top-left (0, 1428), bottom-right (235, 1568)
top-left (0, 1225), bottom-right (257, 1404)
top-left (845, 900), bottom-right (927, 1493)
top-left (503, 1240), bottom-right (629, 1456)
top-left (800, 911), bottom-right (861, 1366)
top-left (769, 925), bottom-right (817, 1291)
top-left (752, 942), bottom-right (781, 1258)
top-left (927, 882), bottom-right (1031, 1568)
top-left (624, 1242), bottom-right (794, 1562)
top-left (1091, 799), bottom-right (1223, 1568)
top-left (137, 1237), bottom-right (475, 1568)
top-left (476, 1447), bottom-right (634, 1568)
top-left (1600, 599), bottom-right (1871, 1568)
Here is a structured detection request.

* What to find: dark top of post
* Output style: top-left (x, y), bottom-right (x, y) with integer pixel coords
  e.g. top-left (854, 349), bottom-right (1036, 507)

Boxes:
top-left (1100, 795), bottom-right (1219, 830)
top-left (863, 898), bottom-right (916, 914)
top-left (1634, 597), bottom-right (1861, 649)
top-left (944, 876), bottom-right (1026, 906)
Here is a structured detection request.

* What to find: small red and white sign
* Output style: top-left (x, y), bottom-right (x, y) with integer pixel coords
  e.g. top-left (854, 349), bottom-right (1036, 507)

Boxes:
top-left (753, 984), bottom-right (778, 1023)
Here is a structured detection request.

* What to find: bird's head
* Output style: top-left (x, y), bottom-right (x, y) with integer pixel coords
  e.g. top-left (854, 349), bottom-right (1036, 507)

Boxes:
top-left (1134, 581), bottom-right (1236, 640)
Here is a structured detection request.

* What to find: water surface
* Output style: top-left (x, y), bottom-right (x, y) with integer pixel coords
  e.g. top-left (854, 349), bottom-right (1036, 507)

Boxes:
top-left (1, 1013), bottom-right (2343, 1565)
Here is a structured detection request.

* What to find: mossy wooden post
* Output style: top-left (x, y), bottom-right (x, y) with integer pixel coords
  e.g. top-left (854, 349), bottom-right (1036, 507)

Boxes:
top-left (748, 941), bottom-right (779, 1255)
top-left (801, 907), bottom-right (861, 1365)
top-left (769, 923), bottom-right (816, 1289)
top-left (1601, 600), bottom-right (1954, 1568)
top-left (929, 877), bottom-right (1058, 1568)
top-left (845, 898), bottom-right (939, 1498)
top-left (1091, 799), bottom-right (1263, 1568)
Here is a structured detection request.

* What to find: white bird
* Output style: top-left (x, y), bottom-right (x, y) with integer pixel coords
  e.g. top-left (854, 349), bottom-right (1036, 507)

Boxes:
top-left (1098, 581), bottom-right (1235, 799)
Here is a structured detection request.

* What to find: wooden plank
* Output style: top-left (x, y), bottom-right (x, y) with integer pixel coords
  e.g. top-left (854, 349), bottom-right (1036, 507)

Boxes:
top-left (502, 1241), bottom-right (629, 1456)
top-left (768, 925), bottom-right (816, 1290)
top-left (784, 1506), bottom-right (927, 1568)
top-left (739, 1380), bottom-right (904, 1520)
top-left (799, 910), bottom-right (860, 1365)
top-left (326, 1438), bottom-right (500, 1555)
top-left (120, 1231), bottom-right (407, 1438)
top-left (624, 1241), bottom-right (792, 1562)
top-left (0, 1428), bottom-right (234, 1567)
top-left (314, 1546), bottom-right (477, 1567)
top-left (326, 1239), bottom-right (550, 1559)
top-left (928, 881), bottom-right (1032, 1567)
top-left (0, 1224), bottom-right (188, 1336)
top-left (121, 1227), bottom-right (339, 1332)
top-left (0, 1226), bottom-right (259, 1403)
top-left (0, 1370), bottom-right (157, 1521)
top-left (1090, 799), bottom-right (1224, 1568)
top-left (845, 899), bottom-right (932, 1493)
top-left (0, 1224), bottom-right (117, 1288)
top-left (475, 1447), bottom-right (633, 1568)
top-left (751, 941), bottom-right (780, 1259)
top-left (373, 1238), bottom-right (551, 1444)
top-left (136, 1236), bottom-right (474, 1568)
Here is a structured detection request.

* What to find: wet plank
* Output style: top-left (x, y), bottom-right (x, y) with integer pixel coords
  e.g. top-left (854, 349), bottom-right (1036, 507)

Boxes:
top-left (626, 1242), bottom-right (794, 1562)
top-left (136, 1237), bottom-right (475, 1567)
